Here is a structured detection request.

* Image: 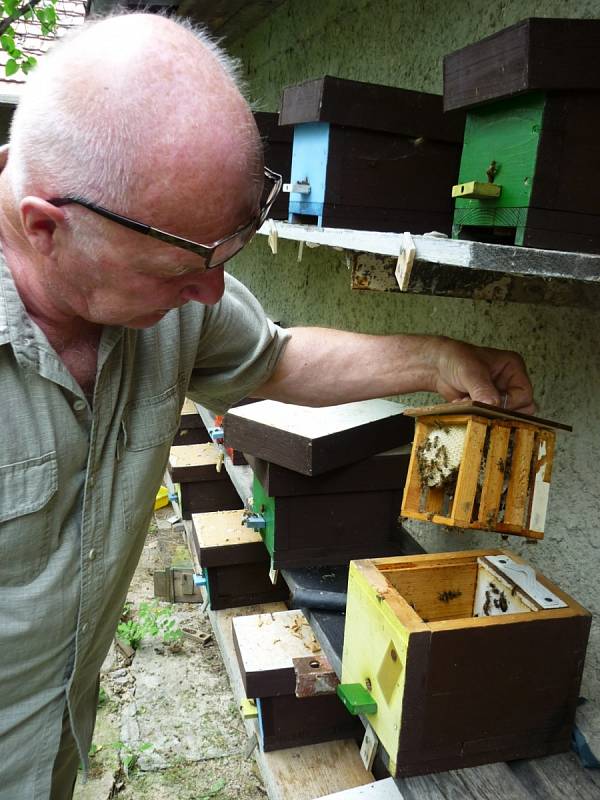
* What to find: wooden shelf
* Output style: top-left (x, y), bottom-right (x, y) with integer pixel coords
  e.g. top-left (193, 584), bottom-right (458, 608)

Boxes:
top-left (257, 220), bottom-right (600, 309)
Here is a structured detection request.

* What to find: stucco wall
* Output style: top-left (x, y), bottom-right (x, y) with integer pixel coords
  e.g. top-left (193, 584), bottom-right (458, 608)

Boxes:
top-left (228, 0), bottom-right (600, 703)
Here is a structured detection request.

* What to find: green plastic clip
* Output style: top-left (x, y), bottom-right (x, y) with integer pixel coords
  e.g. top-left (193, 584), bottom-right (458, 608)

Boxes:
top-left (336, 683), bottom-right (377, 716)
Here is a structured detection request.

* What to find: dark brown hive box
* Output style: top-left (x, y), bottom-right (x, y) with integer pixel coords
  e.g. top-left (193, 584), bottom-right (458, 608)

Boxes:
top-left (168, 444), bottom-right (243, 519)
top-left (279, 75), bottom-right (464, 232)
top-left (249, 448), bottom-right (411, 568)
top-left (233, 609), bottom-right (361, 751)
top-left (254, 111), bottom-right (293, 220)
top-left (190, 510), bottom-right (288, 610)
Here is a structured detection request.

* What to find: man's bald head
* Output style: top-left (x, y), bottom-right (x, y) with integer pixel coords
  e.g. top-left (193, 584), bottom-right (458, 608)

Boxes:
top-left (6, 13), bottom-right (263, 241)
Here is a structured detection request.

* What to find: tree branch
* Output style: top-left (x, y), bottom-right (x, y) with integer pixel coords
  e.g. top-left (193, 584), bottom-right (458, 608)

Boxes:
top-left (0, 0), bottom-right (46, 38)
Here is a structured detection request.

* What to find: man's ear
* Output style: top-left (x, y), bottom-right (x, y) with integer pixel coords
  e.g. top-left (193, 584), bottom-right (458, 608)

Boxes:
top-left (20, 196), bottom-right (67, 257)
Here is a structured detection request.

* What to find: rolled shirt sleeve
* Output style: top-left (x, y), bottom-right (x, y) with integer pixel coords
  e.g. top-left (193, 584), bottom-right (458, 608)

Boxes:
top-left (186, 273), bottom-right (290, 413)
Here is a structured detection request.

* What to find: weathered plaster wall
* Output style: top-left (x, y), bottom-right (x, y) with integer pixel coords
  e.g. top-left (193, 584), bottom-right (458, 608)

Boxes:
top-left (228, 0), bottom-right (600, 702)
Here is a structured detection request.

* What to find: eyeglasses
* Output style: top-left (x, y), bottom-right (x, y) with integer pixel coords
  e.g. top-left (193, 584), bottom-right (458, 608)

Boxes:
top-left (48, 166), bottom-right (282, 270)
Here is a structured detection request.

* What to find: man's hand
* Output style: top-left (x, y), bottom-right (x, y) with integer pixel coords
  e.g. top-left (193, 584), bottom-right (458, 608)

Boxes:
top-left (432, 337), bottom-right (535, 413)
top-left (255, 328), bottom-right (534, 413)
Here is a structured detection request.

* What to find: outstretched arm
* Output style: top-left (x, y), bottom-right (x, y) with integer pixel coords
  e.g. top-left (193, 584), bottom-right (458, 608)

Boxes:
top-left (255, 328), bottom-right (534, 413)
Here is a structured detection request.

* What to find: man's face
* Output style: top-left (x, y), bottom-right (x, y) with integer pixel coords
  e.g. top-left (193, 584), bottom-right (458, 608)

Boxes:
top-left (59, 239), bottom-right (228, 327)
top-left (49, 180), bottom-right (261, 327)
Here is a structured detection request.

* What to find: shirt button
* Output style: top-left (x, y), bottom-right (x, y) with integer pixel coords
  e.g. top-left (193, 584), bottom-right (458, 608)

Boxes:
top-left (88, 548), bottom-right (97, 561)
top-left (81, 622), bottom-right (89, 634)
top-left (73, 399), bottom-right (87, 412)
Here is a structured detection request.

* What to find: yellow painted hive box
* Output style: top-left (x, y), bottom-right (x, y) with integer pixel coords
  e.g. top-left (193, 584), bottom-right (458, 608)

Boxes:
top-left (339, 549), bottom-right (590, 777)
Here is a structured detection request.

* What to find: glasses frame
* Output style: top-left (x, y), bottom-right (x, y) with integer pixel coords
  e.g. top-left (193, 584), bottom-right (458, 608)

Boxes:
top-left (48, 166), bottom-right (282, 270)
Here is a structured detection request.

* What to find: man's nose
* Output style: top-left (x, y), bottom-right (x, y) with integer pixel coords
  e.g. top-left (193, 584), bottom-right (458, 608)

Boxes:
top-left (179, 266), bottom-right (225, 306)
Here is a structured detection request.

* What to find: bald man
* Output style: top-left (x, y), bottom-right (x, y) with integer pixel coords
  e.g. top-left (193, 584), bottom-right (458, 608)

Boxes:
top-left (0, 12), bottom-right (534, 799)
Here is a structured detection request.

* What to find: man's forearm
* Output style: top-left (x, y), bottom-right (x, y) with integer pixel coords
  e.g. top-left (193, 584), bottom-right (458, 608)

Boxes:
top-left (255, 327), bottom-right (535, 412)
top-left (255, 327), bottom-right (439, 406)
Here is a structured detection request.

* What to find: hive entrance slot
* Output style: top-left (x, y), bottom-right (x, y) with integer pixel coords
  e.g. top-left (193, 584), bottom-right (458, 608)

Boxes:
top-left (457, 225), bottom-right (517, 245)
top-left (290, 212), bottom-right (320, 225)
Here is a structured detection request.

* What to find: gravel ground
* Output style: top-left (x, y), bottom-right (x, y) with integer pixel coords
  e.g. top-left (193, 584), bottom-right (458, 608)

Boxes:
top-left (73, 510), bottom-right (266, 800)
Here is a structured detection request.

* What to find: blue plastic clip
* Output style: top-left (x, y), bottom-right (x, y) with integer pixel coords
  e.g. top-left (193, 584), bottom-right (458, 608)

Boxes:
top-left (208, 426), bottom-right (224, 444)
top-left (243, 514), bottom-right (266, 530)
top-left (193, 574), bottom-right (207, 588)
top-left (168, 491), bottom-right (179, 503)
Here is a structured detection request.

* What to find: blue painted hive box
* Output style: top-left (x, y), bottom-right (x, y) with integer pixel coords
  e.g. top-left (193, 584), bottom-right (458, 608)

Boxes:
top-left (278, 75), bottom-right (465, 232)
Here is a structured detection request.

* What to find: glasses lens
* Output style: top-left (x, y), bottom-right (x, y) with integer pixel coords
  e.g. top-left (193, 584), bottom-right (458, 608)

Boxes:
top-left (209, 223), bottom-right (256, 268)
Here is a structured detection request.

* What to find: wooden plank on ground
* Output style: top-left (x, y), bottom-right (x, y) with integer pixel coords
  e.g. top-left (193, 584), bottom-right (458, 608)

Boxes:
top-left (207, 601), bottom-right (373, 800)
top-left (508, 751), bottom-right (600, 799)
top-left (397, 761), bottom-right (533, 799)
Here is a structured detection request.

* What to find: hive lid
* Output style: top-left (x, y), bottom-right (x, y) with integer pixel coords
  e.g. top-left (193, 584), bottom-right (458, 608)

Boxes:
top-left (444, 17), bottom-right (600, 111)
top-left (404, 400), bottom-right (572, 432)
top-left (279, 75), bottom-right (465, 143)
top-left (224, 398), bottom-right (414, 476)
top-left (168, 443), bottom-right (228, 482)
top-left (190, 510), bottom-right (268, 568)
top-left (232, 609), bottom-right (322, 698)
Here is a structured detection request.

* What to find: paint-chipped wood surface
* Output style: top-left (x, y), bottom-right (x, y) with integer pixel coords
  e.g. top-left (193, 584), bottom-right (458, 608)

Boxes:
top-left (233, 609), bottom-right (323, 697)
top-left (169, 443), bottom-right (221, 470)
top-left (192, 510), bottom-right (262, 550)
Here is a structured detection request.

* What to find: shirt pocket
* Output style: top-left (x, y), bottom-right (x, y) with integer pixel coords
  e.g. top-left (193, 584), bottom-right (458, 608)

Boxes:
top-left (122, 383), bottom-right (181, 452)
top-left (0, 451), bottom-right (58, 587)
top-left (120, 384), bottom-right (182, 535)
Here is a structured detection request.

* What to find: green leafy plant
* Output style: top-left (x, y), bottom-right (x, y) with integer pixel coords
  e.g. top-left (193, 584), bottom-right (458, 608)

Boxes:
top-left (97, 686), bottom-right (108, 708)
top-left (116, 602), bottom-right (184, 650)
top-left (109, 740), bottom-right (153, 773)
top-left (0, 0), bottom-right (59, 77)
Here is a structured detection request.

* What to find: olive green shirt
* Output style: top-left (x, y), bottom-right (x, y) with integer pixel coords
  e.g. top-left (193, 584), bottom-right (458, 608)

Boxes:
top-left (0, 255), bottom-right (289, 799)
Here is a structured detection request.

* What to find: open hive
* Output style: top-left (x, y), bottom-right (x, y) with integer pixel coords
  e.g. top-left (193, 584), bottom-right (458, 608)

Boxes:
top-left (401, 401), bottom-right (571, 539)
top-left (338, 549), bottom-right (591, 776)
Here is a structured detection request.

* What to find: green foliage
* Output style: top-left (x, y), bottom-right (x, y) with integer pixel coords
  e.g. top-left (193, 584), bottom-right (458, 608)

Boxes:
top-left (109, 740), bottom-right (154, 773)
top-left (97, 686), bottom-right (108, 708)
top-left (1, 0), bottom-right (58, 77)
top-left (116, 602), bottom-right (184, 650)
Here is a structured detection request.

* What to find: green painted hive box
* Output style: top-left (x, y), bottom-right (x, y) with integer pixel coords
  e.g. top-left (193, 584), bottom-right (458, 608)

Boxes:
top-left (338, 549), bottom-right (591, 777)
top-left (445, 18), bottom-right (600, 253)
